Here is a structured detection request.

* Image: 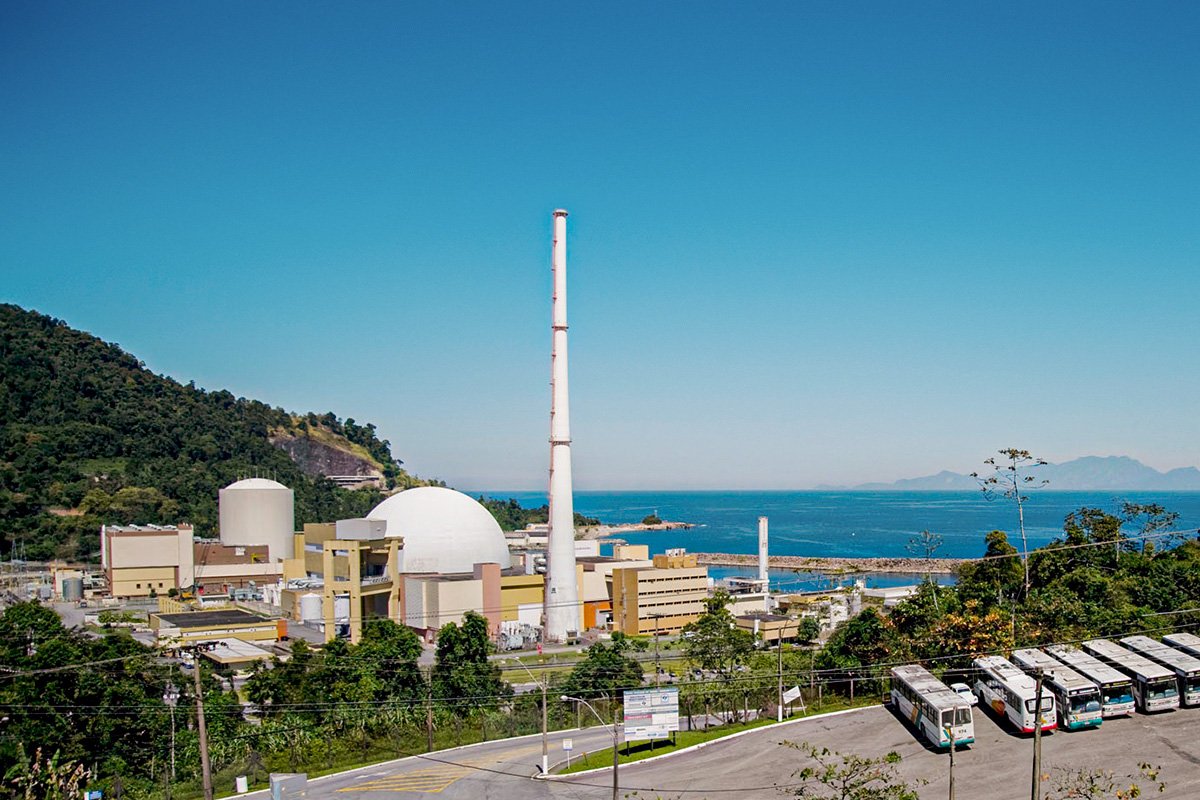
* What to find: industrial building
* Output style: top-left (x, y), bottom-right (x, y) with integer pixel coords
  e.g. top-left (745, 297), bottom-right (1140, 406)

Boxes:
top-left (101, 524), bottom-right (196, 597)
top-left (149, 608), bottom-right (284, 645)
top-left (612, 550), bottom-right (710, 636)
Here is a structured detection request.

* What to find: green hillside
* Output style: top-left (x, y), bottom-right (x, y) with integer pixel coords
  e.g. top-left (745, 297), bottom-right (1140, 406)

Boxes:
top-left (0, 304), bottom-right (432, 561)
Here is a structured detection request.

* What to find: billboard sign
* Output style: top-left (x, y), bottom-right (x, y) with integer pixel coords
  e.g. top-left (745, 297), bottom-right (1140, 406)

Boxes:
top-left (623, 687), bottom-right (680, 741)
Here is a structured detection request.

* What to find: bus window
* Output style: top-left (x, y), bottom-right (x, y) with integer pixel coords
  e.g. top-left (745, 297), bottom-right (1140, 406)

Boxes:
top-left (1103, 687), bottom-right (1132, 705)
top-left (1025, 697), bottom-right (1053, 713)
top-left (954, 706), bottom-right (971, 725)
top-left (1070, 694), bottom-right (1099, 714)
top-left (1187, 677), bottom-right (1200, 693)
top-left (1148, 681), bottom-right (1176, 699)
top-left (940, 709), bottom-right (953, 729)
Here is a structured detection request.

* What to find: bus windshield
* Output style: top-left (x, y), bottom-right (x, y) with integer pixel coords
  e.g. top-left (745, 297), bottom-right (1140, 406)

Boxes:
top-left (1070, 693), bottom-right (1100, 714)
top-left (1147, 680), bottom-right (1177, 699)
top-left (1103, 686), bottom-right (1133, 705)
top-left (1186, 677), bottom-right (1200, 693)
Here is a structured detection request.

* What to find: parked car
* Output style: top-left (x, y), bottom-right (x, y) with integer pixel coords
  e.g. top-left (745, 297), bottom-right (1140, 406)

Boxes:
top-left (950, 682), bottom-right (978, 706)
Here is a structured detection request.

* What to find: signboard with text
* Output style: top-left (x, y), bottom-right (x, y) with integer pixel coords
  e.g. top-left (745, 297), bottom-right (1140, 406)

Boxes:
top-left (623, 687), bottom-right (679, 741)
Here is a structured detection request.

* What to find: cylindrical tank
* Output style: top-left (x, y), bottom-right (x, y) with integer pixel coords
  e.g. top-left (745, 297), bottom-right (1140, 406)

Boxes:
top-left (62, 578), bottom-right (83, 602)
top-left (299, 593), bottom-right (322, 622)
top-left (333, 595), bottom-right (350, 623)
top-left (218, 478), bottom-right (295, 561)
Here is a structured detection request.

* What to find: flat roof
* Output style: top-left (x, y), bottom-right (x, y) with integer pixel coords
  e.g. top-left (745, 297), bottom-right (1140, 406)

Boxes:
top-left (155, 609), bottom-right (269, 628)
top-left (203, 638), bottom-right (276, 665)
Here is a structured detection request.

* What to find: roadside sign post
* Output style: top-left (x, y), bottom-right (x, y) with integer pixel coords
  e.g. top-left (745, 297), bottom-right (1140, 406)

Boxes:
top-left (563, 737), bottom-right (573, 769)
top-left (622, 688), bottom-right (680, 743)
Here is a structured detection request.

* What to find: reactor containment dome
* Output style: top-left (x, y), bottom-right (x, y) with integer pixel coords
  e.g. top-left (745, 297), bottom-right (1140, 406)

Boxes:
top-left (368, 487), bottom-right (511, 574)
top-left (218, 477), bottom-right (295, 561)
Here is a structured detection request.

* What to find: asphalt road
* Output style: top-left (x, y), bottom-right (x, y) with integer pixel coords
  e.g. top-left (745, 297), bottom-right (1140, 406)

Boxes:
top-left (241, 701), bottom-right (1200, 799)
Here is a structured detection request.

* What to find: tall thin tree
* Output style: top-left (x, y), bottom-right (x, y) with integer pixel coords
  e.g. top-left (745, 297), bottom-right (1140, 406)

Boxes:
top-left (972, 449), bottom-right (1047, 599)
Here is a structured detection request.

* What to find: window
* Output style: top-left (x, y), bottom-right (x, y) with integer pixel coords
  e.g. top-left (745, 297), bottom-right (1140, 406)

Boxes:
top-left (136, 583), bottom-right (141, 589)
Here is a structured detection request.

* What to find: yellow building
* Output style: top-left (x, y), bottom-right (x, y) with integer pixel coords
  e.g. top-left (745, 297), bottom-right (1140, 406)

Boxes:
top-left (101, 524), bottom-right (194, 598)
top-left (735, 612), bottom-right (801, 643)
top-left (612, 552), bottom-right (709, 636)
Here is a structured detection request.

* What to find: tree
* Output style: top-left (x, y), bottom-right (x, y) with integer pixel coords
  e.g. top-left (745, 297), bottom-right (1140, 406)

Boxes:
top-left (431, 611), bottom-right (510, 713)
top-left (559, 632), bottom-right (646, 699)
top-left (1120, 502), bottom-right (1183, 555)
top-left (681, 590), bottom-right (755, 679)
top-left (1047, 762), bottom-right (1165, 799)
top-left (782, 741), bottom-right (923, 800)
top-left (905, 530), bottom-right (944, 609)
top-left (972, 448), bottom-right (1047, 598)
top-left (4, 747), bottom-right (91, 800)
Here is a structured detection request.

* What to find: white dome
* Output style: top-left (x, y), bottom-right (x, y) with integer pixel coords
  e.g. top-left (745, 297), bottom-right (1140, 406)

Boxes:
top-left (224, 478), bottom-right (290, 491)
top-left (368, 487), bottom-right (511, 574)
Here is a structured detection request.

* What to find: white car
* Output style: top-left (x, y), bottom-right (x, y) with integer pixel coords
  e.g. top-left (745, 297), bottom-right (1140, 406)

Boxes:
top-left (950, 682), bottom-right (978, 706)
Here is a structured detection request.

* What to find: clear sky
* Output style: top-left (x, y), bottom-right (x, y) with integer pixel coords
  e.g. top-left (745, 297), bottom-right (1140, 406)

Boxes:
top-left (2, 2), bottom-right (1197, 490)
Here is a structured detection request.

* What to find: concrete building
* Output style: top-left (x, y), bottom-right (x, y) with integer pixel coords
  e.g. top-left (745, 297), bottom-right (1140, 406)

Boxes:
top-left (149, 608), bottom-right (284, 645)
top-left (612, 551), bottom-right (709, 636)
top-left (735, 612), bottom-right (801, 643)
top-left (101, 524), bottom-right (195, 598)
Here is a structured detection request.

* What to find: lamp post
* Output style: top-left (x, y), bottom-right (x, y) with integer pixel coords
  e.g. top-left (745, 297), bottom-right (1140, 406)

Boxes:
top-left (163, 682), bottom-right (179, 797)
top-left (514, 661), bottom-right (549, 775)
top-left (562, 695), bottom-right (619, 800)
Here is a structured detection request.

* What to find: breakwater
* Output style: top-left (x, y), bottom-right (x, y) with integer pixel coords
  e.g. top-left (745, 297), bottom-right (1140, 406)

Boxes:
top-left (694, 553), bottom-right (970, 575)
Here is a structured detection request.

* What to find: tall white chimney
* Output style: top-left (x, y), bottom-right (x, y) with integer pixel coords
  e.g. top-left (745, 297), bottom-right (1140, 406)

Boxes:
top-left (545, 209), bottom-right (579, 642)
top-left (758, 516), bottom-right (769, 586)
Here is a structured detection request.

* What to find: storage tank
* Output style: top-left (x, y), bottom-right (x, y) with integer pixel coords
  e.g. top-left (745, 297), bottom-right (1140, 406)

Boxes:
top-left (218, 478), bottom-right (295, 561)
top-left (299, 592), bottom-right (322, 622)
top-left (333, 595), bottom-right (350, 623)
top-left (62, 578), bottom-right (83, 602)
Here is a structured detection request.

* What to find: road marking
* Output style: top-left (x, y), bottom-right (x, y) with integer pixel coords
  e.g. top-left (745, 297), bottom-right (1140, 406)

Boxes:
top-left (338, 743), bottom-right (543, 794)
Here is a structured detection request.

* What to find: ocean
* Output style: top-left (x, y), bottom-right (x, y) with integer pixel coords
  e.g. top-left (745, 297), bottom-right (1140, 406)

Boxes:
top-left (478, 490), bottom-right (1200, 592)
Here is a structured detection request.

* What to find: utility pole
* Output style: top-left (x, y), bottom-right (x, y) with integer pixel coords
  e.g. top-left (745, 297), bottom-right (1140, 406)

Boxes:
top-left (653, 617), bottom-right (661, 689)
top-left (777, 637), bottom-right (784, 722)
top-left (945, 724), bottom-right (955, 800)
top-left (515, 661), bottom-right (549, 774)
top-left (1030, 670), bottom-right (1044, 800)
top-left (425, 675), bottom-right (434, 753)
top-left (163, 681), bottom-right (179, 799)
top-left (191, 657), bottom-right (213, 800)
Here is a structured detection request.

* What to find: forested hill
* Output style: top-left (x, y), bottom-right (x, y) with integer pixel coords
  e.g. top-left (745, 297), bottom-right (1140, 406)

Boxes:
top-left (0, 303), bottom-right (434, 561)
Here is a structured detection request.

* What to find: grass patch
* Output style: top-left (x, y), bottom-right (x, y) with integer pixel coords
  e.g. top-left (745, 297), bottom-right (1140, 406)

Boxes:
top-left (556, 695), bottom-right (880, 775)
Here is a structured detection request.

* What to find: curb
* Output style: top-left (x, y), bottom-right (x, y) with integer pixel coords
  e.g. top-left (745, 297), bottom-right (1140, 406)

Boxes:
top-left (547, 704), bottom-right (880, 780)
top-left (220, 725), bottom-right (591, 798)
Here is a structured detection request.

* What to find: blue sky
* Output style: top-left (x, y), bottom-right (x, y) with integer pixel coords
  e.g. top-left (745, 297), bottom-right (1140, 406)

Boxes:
top-left (2, 2), bottom-right (1197, 490)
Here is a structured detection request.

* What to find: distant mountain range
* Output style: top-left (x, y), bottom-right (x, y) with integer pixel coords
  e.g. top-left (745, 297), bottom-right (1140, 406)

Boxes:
top-left (819, 456), bottom-right (1200, 491)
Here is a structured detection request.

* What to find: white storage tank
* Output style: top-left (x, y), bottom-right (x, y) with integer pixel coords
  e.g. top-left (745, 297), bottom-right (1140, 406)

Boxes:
top-left (298, 592), bottom-right (322, 622)
top-left (333, 595), bottom-right (350, 623)
top-left (218, 478), bottom-right (295, 561)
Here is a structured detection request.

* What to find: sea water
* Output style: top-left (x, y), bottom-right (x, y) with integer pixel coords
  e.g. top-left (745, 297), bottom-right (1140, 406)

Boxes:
top-left (477, 490), bottom-right (1200, 591)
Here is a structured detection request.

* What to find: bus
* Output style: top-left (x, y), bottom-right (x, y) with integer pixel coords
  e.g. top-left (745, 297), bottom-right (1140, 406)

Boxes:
top-left (1044, 644), bottom-right (1135, 718)
top-left (1010, 648), bottom-right (1102, 730)
top-left (890, 665), bottom-right (974, 748)
top-left (1163, 631), bottom-right (1200, 659)
top-left (1119, 635), bottom-right (1200, 707)
top-left (1081, 639), bottom-right (1178, 713)
top-left (972, 655), bottom-right (1056, 733)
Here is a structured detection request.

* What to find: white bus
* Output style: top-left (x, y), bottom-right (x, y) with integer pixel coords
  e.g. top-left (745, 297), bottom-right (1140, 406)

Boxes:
top-left (1163, 631), bottom-right (1200, 659)
top-left (972, 655), bottom-right (1056, 733)
top-left (1120, 635), bottom-right (1200, 707)
top-left (1044, 644), bottom-right (1135, 718)
top-left (1011, 648), bottom-right (1102, 730)
top-left (1081, 639), bottom-right (1178, 713)
top-left (890, 665), bottom-right (974, 748)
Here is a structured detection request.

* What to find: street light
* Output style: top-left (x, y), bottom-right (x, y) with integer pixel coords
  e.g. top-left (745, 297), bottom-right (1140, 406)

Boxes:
top-left (512, 661), bottom-right (550, 775)
top-left (562, 695), bottom-right (619, 800)
top-left (163, 682), bottom-right (180, 798)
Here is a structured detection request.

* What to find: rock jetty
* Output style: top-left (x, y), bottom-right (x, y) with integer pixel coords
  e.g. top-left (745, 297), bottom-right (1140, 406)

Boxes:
top-left (694, 553), bottom-right (970, 574)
